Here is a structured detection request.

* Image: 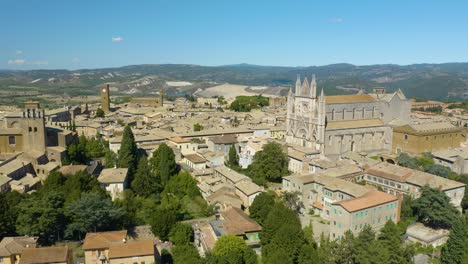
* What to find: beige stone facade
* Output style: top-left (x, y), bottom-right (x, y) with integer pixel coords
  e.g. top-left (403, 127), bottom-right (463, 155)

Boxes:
top-left (392, 122), bottom-right (464, 154)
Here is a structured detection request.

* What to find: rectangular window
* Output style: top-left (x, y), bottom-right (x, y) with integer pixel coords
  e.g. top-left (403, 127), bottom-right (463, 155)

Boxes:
top-left (338, 223), bottom-right (342, 229)
top-left (8, 136), bottom-right (15, 145)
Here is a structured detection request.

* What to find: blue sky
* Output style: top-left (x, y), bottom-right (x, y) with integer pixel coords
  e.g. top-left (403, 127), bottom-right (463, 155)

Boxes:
top-left (1, 0), bottom-right (468, 70)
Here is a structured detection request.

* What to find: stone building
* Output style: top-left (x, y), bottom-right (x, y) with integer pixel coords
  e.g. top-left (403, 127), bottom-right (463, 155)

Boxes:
top-left (100, 83), bottom-right (111, 113)
top-left (286, 75), bottom-right (410, 162)
top-left (282, 173), bottom-right (400, 240)
top-left (392, 122), bottom-right (465, 154)
top-left (0, 101), bottom-right (73, 165)
top-left (129, 89), bottom-right (164, 108)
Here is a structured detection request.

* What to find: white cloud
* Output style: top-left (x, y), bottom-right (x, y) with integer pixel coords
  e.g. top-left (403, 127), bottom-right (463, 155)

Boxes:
top-left (7, 59), bottom-right (48, 66)
top-left (331, 17), bottom-right (344, 23)
top-left (8, 59), bottom-right (25, 65)
top-left (112, 36), bottom-right (124, 42)
top-left (16, 50), bottom-right (23, 55)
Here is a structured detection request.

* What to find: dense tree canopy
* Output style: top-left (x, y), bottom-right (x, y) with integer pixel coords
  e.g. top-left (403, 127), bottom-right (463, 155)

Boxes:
top-left (249, 192), bottom-right (276, 225)
top-left (151, 143), bottom-right (178, 186)
top-left (441, 213), bottom-right (468, 264)
top-left (169, 223), bottom-right (194, 245)
top-left (65, 192), bottom-right (125, 239)
top-left (131, 156), bottom-right (160, 197)
top-left (247, 142), bottom-right (289, 186)
top-left (412, 185), bottom-right (459, 229)
top-left (230, 95), bottom-right (269, 112)
top-left (211, 235), bottom-right (258, 264)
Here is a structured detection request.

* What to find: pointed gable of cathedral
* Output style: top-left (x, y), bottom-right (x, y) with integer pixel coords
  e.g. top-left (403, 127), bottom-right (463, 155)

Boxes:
top-left (301, 77), bottom-right (310, 96)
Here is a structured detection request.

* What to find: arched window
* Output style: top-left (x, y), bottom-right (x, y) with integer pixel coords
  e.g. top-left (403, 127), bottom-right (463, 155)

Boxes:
top-left (331, 109), bottom-right (335, 120)
top-left (352, 108), bottom-right (356, 119)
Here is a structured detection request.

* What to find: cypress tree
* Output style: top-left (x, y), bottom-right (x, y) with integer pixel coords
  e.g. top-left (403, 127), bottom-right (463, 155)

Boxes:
top-left (441, 213), bottom-right (468, 264)
top-left (118, 126), bottom-right (138, 179)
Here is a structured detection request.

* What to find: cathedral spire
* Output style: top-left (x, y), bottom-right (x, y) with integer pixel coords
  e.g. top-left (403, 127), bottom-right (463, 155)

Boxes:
top-left (301, 77), bottom-right (310, 96)
top-left (310, 74), bottom-right (317, 98)
top-left (320, 88), bottom-right (325, 98)
top-left (288, 85), bottom-right (293, 96)
top-left (295, 74), bottom-right (301, 96)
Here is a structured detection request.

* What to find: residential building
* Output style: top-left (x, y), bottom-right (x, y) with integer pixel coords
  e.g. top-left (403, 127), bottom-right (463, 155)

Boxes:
top-left (183, 153), bottom-right (207, 171)
top-left (0, 236), bottom-right (38, 264)
top-left (207, 135), bottom-right (238, 157)
top-left (364, 162), bottom-right (465, 208)
top-left (330, 190), bottom-right (399, 240)
top-left (432, 147), bottom-right (468, 175)
top-left (197, 207), bottom-right (262, 254)
top-left (98, 168), bottom-right (129, 200)
top-left (83, 230), bottom-right (127, 264)
top-left (19, 246), bottom-right (72, 264)
top-left (108, 240), bottom-right (155, 264)
top-left (282, 173), bottom-right (400, 239)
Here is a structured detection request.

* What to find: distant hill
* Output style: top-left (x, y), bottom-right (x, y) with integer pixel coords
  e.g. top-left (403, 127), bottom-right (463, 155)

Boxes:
top-left (0, 63), bottom-right (467, 100)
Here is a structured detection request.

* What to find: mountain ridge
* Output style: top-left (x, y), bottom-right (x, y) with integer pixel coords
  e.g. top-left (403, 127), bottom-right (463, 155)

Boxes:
top-left (0, 63), bottom-right (467, 100)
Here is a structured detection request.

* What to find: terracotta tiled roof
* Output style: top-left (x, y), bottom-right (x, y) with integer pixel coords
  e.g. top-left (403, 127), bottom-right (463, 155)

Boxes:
top-left (184, 154), bottom-right (207, 163)
top-left (170, 137), bottom-right (191, 144)
top-left (334, 190), bottom-right (397, 212)
top-left (221, 207), bottom-right (262, 235)
top-left (326, 119), bottom-right (384, 130)
top-left (0, 236), bottom-right (38, 257)
top-left (108, 240), bottom-right (155, 259)
top-left (82, 230), bottom-right (127, 250)
top-left (209, 135), bottom-right (238, 144)
top-left (19, 246), bottom-right (70, 264)
top-left (59, 165), bottom-right (88, 175)
top-left (325, 94), bottom-right (376, 104)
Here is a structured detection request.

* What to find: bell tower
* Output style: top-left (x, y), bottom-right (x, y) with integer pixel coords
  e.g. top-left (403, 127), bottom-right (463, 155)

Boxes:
top-left (21, 101), bottom-right (46, 153)
top-left (100, 84), bottom-right (111, 113)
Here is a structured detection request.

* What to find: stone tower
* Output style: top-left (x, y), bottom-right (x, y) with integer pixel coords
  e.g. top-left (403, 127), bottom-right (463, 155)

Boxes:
top-left (100, 84), bottom-right (110, 113)
top-left (159, 89), bottom-right (164, 107)
top-left (286, 75), bottom-right (325, 152)
top-left (21, 101), bottom-right (46, 153)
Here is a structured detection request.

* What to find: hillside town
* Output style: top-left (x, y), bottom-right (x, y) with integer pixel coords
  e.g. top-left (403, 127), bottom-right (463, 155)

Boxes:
top-left (0, 75), bottom-right (466, 263)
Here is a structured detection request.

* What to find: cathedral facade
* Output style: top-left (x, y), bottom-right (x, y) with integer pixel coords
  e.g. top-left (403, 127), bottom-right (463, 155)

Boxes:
top-left (286, 75), bottom-right (410, 164)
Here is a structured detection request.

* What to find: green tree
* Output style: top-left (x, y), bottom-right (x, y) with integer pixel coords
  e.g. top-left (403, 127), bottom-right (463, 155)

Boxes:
top-left (104, 149), bottom-right (117, 168)
top-left (247, 142), bottom-right (289, 186)
top-left (261, 203), bottom-right (301, 246)
top-left (249, 192), bottom-right (276, 225)
top-left (172, 245), bottom-right (201, 264)
top-left (441, 213), bottom-right (468, 264)
top-left (396, 153), bottom-right (419, 170)
top-left (425, 164), bottom-right (452, 178)
top-left (225, 145), bottom-right (239, 169)
top-left (193, 123), bottom-right (204, 131)
top-left (412, 186), bottom-right (459, 229)
top-left (212, 235), bottom-right (257, 264)
top-left (0, 192), bottom-right (23, 239)
top-left (378, 220), bottom-right (412, 264)
top-left (298, 242), bottom-right (320, 264)
top-left (151, 143), bottom-right (178, 187)
top-left (281, 191), bottom-right (304, 213)
top-left (118, 126), bottom-right (138, 178)
top-left (16, 192), bottom-right (66, 244)
top-left (150, 208), bottom-right (177, 241)
top-left (96, 108), bottom-right (105, 118)
top-left (169, 223), bottom-right (194, 245)
top-left (263, 222), bottom-right (305, 264)
top-left (65, 192), bottom-right (125, 239)
top-left (131, 156), bottom-right (160, 197)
